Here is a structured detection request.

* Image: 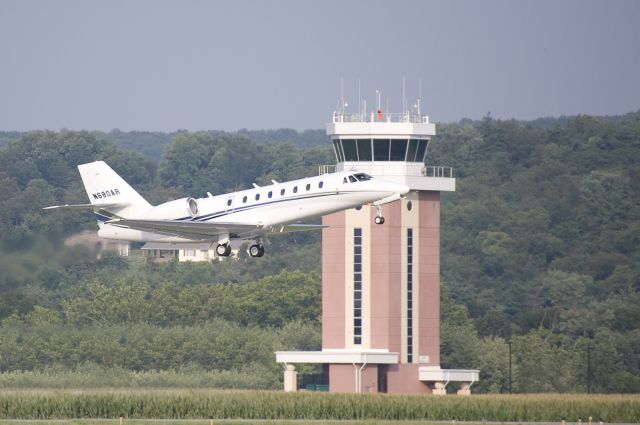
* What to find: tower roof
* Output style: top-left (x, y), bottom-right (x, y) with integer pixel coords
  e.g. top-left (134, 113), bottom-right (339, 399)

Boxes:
top-left (327, 111), bottom-right (436, 139)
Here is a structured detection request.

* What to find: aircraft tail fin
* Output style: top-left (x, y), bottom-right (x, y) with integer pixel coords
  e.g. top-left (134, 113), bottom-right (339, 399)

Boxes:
top-left (77, 161), bottom-right (152, 218)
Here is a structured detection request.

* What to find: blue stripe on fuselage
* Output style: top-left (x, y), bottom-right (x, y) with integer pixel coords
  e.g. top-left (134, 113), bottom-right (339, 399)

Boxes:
top-left (174, 191), bottom-right (340, 222)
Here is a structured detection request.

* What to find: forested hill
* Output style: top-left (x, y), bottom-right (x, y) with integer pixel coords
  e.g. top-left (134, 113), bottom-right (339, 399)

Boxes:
top-left (0, 111), bottom-right (638, 393)
top-left (0, 129), bottom-right (327, 162)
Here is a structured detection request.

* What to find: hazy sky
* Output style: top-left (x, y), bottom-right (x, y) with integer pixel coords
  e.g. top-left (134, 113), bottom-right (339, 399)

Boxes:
top-left (1, 0), bottom-right (639, 131)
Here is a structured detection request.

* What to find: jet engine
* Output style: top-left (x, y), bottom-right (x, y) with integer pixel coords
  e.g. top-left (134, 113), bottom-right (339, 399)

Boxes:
top-left (187, 198), bottom-right (199, 217)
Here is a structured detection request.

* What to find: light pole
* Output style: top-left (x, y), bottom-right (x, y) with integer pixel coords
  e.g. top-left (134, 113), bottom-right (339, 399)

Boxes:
top-left (587, 345), bottom-right (592, 394)
top-left (508, 341), bottom-right (512, 394)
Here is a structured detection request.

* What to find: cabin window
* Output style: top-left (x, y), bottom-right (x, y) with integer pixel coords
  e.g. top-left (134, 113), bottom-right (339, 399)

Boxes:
top-left (293, 186), bottom-right (298, 193)
top-left (281, 188), bottom-right (285, 196)
top-left (306, 183), bottom-right (311, 191)
top-left (255, 194), bottom-right (260, 201)
top-left (319, 181), bottom-right (323, 189)
top-left (268, 191), bottom-right (273, 198)
top-left (357, 139), bottom-right (372, 161)
top-left (242, 196), bottom-right (247, 203)
top-left (227, 199), bottom-right (232, 206)
top-left (390, 139), bottom-right (408, 161)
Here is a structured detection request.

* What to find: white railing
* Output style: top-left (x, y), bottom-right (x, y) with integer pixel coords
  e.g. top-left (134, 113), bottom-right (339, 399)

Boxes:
top-left (332, 111), bottom-right (430, 124)
top-left (424, 166), bottom-right (454, 178)
top-left (319, 164), bottom-right (454, 179)
top-left (318, 164), bottom-right (337, 175)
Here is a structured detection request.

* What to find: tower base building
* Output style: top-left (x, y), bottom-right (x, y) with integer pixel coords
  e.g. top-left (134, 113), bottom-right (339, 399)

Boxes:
top-left (277, 105), bottom-right (478, 394)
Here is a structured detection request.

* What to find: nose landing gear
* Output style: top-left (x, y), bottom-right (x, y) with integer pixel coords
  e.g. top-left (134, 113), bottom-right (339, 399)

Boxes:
top-left (374, 205), bottom-right (385, 225)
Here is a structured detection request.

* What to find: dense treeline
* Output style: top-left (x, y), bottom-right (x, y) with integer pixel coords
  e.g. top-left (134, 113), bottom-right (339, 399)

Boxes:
top-left (0, 112), bottom-right (638, 392)
top-left (0, 128), bottom-right (327, 161)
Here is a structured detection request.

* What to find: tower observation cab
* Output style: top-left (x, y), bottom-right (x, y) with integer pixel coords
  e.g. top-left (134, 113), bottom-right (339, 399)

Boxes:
top-left (276, 95), bottom-right (478, 395)
top-left (325, 105), bottom-right (455, 192)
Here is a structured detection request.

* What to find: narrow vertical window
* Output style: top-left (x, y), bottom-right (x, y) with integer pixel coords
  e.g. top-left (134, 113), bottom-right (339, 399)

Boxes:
top-left (354, 228), bottom-right (363, 345)
top-left (407, 228), bottom-right (414, 362)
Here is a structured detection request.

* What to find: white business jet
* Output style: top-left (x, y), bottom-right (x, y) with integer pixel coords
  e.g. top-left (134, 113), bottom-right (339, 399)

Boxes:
top-left (45, 161), bottom-right (409, 257)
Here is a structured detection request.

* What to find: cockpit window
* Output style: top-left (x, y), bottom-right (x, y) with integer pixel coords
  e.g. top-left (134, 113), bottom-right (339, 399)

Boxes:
top-left (349, 175), bottom-right (357, 183)
top-left (354, 173), bottom-right (372, 181)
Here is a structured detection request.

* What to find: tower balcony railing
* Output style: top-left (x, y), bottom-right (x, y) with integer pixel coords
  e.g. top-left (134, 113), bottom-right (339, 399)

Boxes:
top-left (332, 111), bottom-right (430, 124)
top-left (319, 164), bottom-right (454, 178)
top-left (319, 164), bottom-right (337, 175)
top-left (424, 165), bottom-right (454, 178)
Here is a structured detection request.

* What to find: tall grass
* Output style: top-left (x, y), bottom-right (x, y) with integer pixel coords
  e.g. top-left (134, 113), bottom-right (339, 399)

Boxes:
top-left (0, 389), bottom-right (638, 422)
top-left (0, 366), bottom-right (277, 389)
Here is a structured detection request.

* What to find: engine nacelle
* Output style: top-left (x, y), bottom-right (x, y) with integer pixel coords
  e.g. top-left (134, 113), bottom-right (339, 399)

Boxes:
top-left (187, 197), bottom-right (198, 217)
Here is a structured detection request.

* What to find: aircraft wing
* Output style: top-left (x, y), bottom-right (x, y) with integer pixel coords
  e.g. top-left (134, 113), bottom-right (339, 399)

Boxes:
top-left (109, 218), bottom-right (262, 240)
top-left (269, 223), bottom-right (327, 234)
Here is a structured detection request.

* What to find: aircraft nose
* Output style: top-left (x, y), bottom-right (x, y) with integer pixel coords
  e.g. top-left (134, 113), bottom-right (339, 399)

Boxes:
top-left (378, 181), bottom-right (410, 196)
top-left (398, 184), bottom-right (410, 195)
top-left (386, 182), bottom-right (409, 196)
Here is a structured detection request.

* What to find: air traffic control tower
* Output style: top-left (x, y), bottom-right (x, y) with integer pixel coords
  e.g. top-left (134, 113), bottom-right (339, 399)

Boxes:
top-left (277, 100), bottom-right (479, 395)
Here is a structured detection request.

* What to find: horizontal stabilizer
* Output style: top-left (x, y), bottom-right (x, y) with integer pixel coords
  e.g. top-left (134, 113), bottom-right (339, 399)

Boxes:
top-left (43, 202), bottom-right (128, 210)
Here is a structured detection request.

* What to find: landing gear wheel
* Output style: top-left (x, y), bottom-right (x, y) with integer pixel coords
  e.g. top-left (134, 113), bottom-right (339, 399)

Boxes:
top-left (374, 204), bottom-right (385, 225)
top-left (249, 244), bottom-right (265, 258)
top-left (216, 243), bottom-right (231, 257)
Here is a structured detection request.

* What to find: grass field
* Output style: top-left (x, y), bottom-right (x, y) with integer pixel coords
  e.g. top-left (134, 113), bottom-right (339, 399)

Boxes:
top-left (0, 421), bottom-right (510, 425)
top-left (0, 421), bottom-right (501, 425)
top-left (0, 389), bottom-right (638, 423)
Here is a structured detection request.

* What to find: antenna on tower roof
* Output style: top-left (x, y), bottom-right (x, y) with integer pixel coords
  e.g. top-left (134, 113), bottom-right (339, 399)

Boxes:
top-left (418, 79), bottom-right (423, 115)
top-left (358, 78), bottom-right (361, 116)
top-left (402, 76), bottom-right (406, 115)
top-left (338, 77), bottom-right (348, 115)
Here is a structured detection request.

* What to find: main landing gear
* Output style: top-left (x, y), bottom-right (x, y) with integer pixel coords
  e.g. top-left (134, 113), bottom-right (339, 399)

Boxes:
top-left (216, 243), bottom-right (232, 257)
top-left (374, 205), bottom-right (385, 225)
top-left (249, 243), bottom-right (265, 258)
